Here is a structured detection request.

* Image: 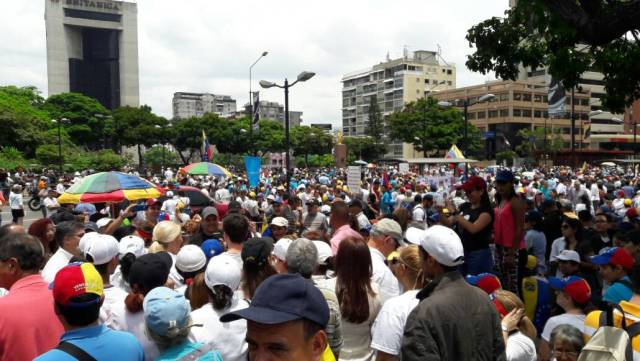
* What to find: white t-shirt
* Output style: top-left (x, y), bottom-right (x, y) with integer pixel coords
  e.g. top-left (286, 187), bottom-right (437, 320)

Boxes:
top-left (106, 306), bottom-right (159, 360)
top-left (161, 198), bottom-right (179, 217)
top-left (219, 251), bottom-right (243, 274)
top-left (168, 253), bottom-right (184, 288)
top-left (189, 298), bottom-right (250, 361)
top-left (369, 248), bottom-right (400, 304)
top-left (506, 331), bottom-right (537, 361)
top-left (8, 192), bottom-right (22, 210)
top-left (99, 285), bottom-right (128, 327)
top-left (371, 290), bottom-right (420, 356)
top-left (41, 248), bottom-right (74, 283)
top-left (42, 197), bottom-right (59, 218)
top-left (541, 313), bottom-right (585, 342)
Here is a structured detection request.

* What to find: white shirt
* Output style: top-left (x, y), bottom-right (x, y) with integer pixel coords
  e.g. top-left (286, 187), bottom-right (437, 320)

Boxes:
top-left (168, 253), bottom-right (184, 288)
top-left (411, 205), bottom-right (426, 229)
top-left (371, 290), bottom-right (420, 356)
top-left (56, 183), bottom-right (66, 195)
top-left (99, 285), bottom-right (128, 327)
top-left (8, 192), bottom-right (22, 210)
top-left (356, 212), bottom-right (370, 231)
top-left (369, 247), bottom-right (400, 304)
top-left (161, 198), bottom-right (179, 217)
top-left (541, 313), bottom-right (585, 342)
top-left (106, 306), bottom-right (159, 360)
top-left (41, 248), bottom-right (74, 283)
top-left (189, 297), bottom-right (250, 361)
top-left (42, 196), bottom-right (59, 218)
top-left (506, 331), bottom-right (537, 361)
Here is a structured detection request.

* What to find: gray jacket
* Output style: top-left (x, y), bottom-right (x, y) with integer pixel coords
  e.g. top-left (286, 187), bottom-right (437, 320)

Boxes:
top-left (401, 271), bottom-right (506, 361)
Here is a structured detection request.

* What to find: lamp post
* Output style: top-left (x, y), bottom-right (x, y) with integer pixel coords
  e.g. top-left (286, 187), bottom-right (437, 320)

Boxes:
top-left (51, 118), bottom-right (69, 174)
top-left (260, 71), bottom-right (315, 191)
top-left (249, 51), bottom-right (269, 154)
top-left (438, 93), bottom-right (495, 177)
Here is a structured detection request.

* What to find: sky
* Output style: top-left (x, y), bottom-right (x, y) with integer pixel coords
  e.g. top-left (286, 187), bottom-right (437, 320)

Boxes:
top-left (0, 0), bottom-right (509, 129)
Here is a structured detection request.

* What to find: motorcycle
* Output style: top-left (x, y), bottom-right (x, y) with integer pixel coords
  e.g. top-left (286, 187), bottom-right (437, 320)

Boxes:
top-left (28, 188), bottom-right (42, 211)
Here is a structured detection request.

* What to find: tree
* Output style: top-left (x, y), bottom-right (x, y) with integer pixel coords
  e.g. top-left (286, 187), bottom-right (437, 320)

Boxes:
top-left (144, 145), bottom-right (179, 168)
top-left (515, 127), bottom-right (564, 159)
top-left (466, 0), bottom-right (640, 112)
top-left (386, 97), bottom-right (483, 157)
top-left (0, 86), bottom-right (50, 157)
top-left (496, 150), bottom-right (518, 167)
top-left (112, 105), bottom-right (163, 170)
top-left (343, 136), bottom-right (387, 163)
top-left (291, 126), bottom-right (334, 167)
top-left (365, 96), bottom-right (385, 140)
top-left (253, 120), bottom-right (286, 153)
top-left (43, 93), bottom-right (109, 149)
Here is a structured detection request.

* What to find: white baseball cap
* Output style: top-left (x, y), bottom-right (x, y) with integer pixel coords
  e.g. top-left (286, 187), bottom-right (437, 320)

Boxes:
top-left (313, 241), bottom-right (332, 265)
top-left (271, 217), bottom-right (289, 228)
top-left (96, 217), bottom-right (113, 229)
top-left (405, 227), bottom-right (427, 246)
top-left (118, 235), bottom-right (147, 258)
top-left (267, 194), bottom-right (276, 201)
top-left (420, 225), bottom-right (465, 267)
top-left (79, 232), bottom-right (102, 256)
top-left (84, 234), bottom-right (119, 265)
top-left (166, 191), bottom-right (174, 198)
top-left (175, 245), bottom-right (207, 273)
top-left (556, 249), bottom-right (581, 263)
top-left (273, 238), bottom-right (293, 261)
top-left (204, 254), bottom-right (241, 291)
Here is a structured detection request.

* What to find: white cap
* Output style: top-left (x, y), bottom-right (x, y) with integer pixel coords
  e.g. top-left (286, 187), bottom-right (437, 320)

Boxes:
top-left (84, 234), bottom-right (119, 265)
top-left (271, 217), bottom-right (289, 228)
top-left (313, 241), bottom-right (332, 265)
top-left (96, 218), bottom-right (113, 229)
top-left (273, 239), bottom-right (293, 261)
top-left (320, 205), bottom-right (331, 214)
top-left (405, 227), bottom-right (427, 246)
top-left (556, 249), bottom-right (581, 263)
top-left (267, 194), bottom-right (276, 201)
top-left (575, 203), bottom-right (587, 213)
top-left (204, 254), bottom-right (241, 291)
top-left (166, 191), bottom-right (174, 198)
top-left (421, 225), bottom-right (465, 267)
top-left (79, 232), bottom-right (102, 255)
top-left (175, 245), bottom-right (207, 273)
top-left (118, 235), bottom-right (147, 258)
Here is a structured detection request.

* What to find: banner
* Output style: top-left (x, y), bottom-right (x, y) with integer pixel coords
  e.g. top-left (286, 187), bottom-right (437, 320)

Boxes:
top-left (548, 77), bottom-right (566, 117)
top-left (244, 156), bottom-right (261, 188)
top-left (252, 91), bottom-right (260, 131)
top-left (201, 130), bottom-right (212, 161)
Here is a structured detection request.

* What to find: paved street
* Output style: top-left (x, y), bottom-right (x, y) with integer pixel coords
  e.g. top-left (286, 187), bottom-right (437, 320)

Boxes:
top-left (0, 197), bottom-right (45, 229)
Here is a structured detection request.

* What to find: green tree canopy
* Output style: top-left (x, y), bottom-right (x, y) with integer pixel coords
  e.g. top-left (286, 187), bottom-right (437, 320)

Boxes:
top-left (291, 125), bottom-right (334, 167)
top-left (515, 127), bottom-right (564, 159)
top-left (343, 136), bottom-right (387, 163)
top-left (365, 96), bottom-right (385, 140)
top-left (144, 145), bottom-right (179, 168)
top-left (466, 0), bottom-right (640, 111)
top-left (0, 86), bottom-right (50, 157)
top-left (386, 97), bottom-right (482, 157)
top-left (43, 92), bottom-right (109, 149)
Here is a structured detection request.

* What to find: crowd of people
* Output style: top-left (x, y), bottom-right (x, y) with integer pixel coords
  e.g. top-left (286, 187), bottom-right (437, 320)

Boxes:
top-left (1, 163), bottom-right (640, 360)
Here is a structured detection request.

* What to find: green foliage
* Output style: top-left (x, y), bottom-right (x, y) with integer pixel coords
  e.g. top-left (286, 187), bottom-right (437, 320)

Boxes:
top-left (465, 0), bottom-right (640, 112)
top-left (144, 145), bottom-right (180, 168)
top-left (496, 150), bottom-right (518, 167)
top-left (0, 147), bottom-right (30, 170)
top-left (386, 97), bottom-right (482, 157)
top-left (0, 86), bottom-right (50, 156)
top-left (294, 154), bottom-right (334, 168)
top-left (43, 93), bottom-right (109, 149)
top-left (515, 127), bottom-right (564, 157)
top-left (35, 144), bottom-right (65, 167)
top-left (112, 105), bottom-right (163, 148)
top-left (291, 126), bottom-right (334, 167)
top-left (253, 119), bottom-right (286, 153)
top-left (343, 136), bottom-right (387, 163)
top-left (365, 96), bottom-right (385, 140)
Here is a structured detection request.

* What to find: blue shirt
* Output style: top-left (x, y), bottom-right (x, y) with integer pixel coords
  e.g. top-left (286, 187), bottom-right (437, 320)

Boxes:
top-left (34, 325), bottom-right (144, 361)
top-left (157, 341), bottom-right (223, 361)
top-left (604, 276), bottom-right (634, 305)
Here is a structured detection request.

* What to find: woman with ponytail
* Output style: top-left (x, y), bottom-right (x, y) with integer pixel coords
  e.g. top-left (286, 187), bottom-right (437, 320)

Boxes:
top-left (371, 245), bottom-right (425, 360)
top-left (190, 255), bottom-right (250, 361)
top-left (492, 289), bottom-right (537, 361)
top-left (240, 237), bottom-right (277, 300)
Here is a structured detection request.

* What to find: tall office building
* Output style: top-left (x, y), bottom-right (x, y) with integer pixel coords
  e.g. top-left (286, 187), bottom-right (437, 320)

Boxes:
top-left (45, 0), bottom-right (139, 109)
top-left (172, 92), bottom-right (237, 119)
top-left (341, 50), bottom-right (456, 158)
top-left (243, 101), bottom-right (303, 128)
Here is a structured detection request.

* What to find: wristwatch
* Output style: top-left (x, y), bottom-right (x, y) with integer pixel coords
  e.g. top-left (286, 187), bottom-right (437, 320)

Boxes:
top-left (501, 323), bottom-right (510, 332)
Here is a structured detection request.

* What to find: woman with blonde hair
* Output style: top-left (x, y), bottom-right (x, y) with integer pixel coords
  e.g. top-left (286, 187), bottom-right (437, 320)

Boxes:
top-left (150, 221), bottom-right (185, 287)
top-left (492, 289), bottom-right (537, 361)
top-left (371, 245), bottom-right (424, 360)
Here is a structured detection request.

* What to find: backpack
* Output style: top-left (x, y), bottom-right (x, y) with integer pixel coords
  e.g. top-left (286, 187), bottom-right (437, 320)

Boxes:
top-left (578, 305), bottom-right (640, 361)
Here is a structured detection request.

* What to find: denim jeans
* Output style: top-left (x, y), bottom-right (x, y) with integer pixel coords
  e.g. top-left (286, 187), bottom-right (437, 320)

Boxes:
top-left (460, 248), bottom-right (493, 276)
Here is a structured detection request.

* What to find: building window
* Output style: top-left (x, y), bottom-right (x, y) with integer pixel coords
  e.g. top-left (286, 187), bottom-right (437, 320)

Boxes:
top-left (425, 79), bottom-right (430, 84)
top-left (489, 110), bottom-right (499, 118)
top-left (534, 94), bottom-right (542, 102)
top-left (477, 111), bottom-right (486, 119)
top-left (447, 69), bottom-right (452, 75)
top-left (513, 93), bottom-right (522, 101)
top-left (522, 109), bottom-right (532, 117)
top-left (513, 109), bottom-right (522, 117)
top-left (447, 81), bottom-right (452, 86)
top-left (500, 109), bottom-right (509, 117)
top-left (468, 112), bottom-right (476, 120)
top-left (499, 93), bottom-right (509, 101)
top-left (522, 94), bottom-right (532, 102)
top-left (442, 69), bottom-right (446, 73)
top-left (581, 98), bottom-right (589, 106)
top-left (534, 110), bottom-right (542, 118)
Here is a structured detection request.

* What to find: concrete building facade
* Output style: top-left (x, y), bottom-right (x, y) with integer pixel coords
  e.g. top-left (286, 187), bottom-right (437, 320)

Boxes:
top-left (172, 92), bottom-right (237, 119)
top-left (244, 101), bottom-right (302, 128)
top-left (341, 50), bottom-right (456, 158)
top-left (45, 0), bottom-right (139, 109)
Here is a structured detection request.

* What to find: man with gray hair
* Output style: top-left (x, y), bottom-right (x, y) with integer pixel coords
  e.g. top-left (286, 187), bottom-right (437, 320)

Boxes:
top-left (286, 238), bottom-right (343, 358)
top-left (369, 218), bottom-right (403, 303)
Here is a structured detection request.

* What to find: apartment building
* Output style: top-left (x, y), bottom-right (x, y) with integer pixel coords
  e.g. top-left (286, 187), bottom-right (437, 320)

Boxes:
top-left (244, 101), bottom-right (302, 128)
top-left (172, 92), bottom-right (237, 119)
top-left (341, 50), bottom-right (456, 158)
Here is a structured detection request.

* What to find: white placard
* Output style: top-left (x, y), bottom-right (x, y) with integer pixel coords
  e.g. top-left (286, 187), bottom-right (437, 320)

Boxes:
top-left (398, 163), bottom-right (409, 174)
top-left (347, 166), bottom-right (361, 193)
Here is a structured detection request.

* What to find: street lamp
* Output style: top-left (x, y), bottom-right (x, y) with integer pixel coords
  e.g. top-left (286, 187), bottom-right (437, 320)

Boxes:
top-left (438, 93), bottom-right (496, 177)
top-left (260, 71), bottom-right (315, 190)
top-left (249, 51), bottom-right (269, 153)
top-left (51, 118), bottom-right (69, 174)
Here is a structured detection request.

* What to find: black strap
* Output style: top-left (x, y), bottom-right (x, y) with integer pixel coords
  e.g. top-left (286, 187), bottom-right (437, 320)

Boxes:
top-left (56, 341), bottom-right (97, 361)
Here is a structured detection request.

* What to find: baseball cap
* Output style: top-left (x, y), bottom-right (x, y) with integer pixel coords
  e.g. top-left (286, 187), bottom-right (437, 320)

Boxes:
top-left (201, 239), bottom-right (224, 260)
top-left (266, 194), bottom-right (276, 201)
top-left (220, 273), bottom-right (329, 328)
top-left (591, 247), bottom-right (635, 271)
top-left (371, 218), bottom-right (404, 246)
top-left (175, 245), bottom-right (207, 273)
top-left (84, 234), bottom-right (119, 265)
top-left (96, 218), bottom-right (113, 229)
top-left (118, 235), bottom-right (147, 259)
top-left (420, 225), bottom-right (465, 267)
top-left (495, 170), bottom-right (515, 183)
top-left (78, 232), bottom-right (102, 256)
top-left (548, 276), bottom-right (592, 304)
top-left (166, 191), bottom-right (174, 198)
top-left (128, 252), bottom-right (173, 290)
top-left (556, 250), bottom-right (581, 263)
top-left (404, 227), bottom-right (426, 246)
top-left (271, 217), bottom-right (289, 228)
top-left (242, 237), bottom-right (274, 268)
top-left (201, 206), bottom-right (219, 219)
top-left (84, 222), bottom-right (99, 233)
top-left (466, 273), bottom-right (502, 294)
top-left (143, 287), bottom-right (191, 337)
top-left (146, 198), bottom-right (161, 207)
top-left (313, 240), bottom-right (332, 265)
top-left (458, 176), bottom-right (487, 192)
top-left (51, 262), bottom-right (104, 307)
top-left (273, 197), bottom-right (283, 204)
top-left (273, 238), bottom-right (293, 262)
top-left (204, 254), bottom-right (242, 291)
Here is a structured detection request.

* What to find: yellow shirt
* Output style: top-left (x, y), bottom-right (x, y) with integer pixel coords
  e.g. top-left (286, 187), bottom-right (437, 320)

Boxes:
top-left (584, 301), bottom-right (640, 358)
top-left (321, 345), bottom-right (336, 361)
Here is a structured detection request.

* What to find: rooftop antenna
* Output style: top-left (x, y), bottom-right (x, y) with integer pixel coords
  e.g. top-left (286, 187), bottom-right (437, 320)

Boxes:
top-left (436, 44), bottom-right (451, 66)
top-left (386, 51), bottom-right (390, 62)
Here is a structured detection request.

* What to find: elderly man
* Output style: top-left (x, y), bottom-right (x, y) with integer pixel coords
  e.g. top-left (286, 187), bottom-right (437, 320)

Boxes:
top-left (368, 218), bottom-right (402, 303)
top-left (302, 200), bottom-right (329, 241)
top-left (0, 233), bottom-right (64, 360)
top-left (41, 221), bottom-right (86, 283)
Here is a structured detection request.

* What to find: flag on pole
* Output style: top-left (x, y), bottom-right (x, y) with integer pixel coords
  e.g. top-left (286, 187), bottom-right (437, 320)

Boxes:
top-left (202, 130), bottom-right (213, 161)
top-left (252, 91), bottom-right (260, 131)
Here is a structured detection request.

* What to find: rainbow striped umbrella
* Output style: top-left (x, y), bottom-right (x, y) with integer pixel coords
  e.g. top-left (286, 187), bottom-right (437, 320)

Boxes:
top-left (181, 162), bottom-right (233, 177)
top-left (58, 172), bottom-right (162, 204)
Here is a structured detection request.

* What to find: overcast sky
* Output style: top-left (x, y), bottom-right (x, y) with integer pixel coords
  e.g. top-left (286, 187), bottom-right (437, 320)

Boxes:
top-left (1, 0), bottom-right (508, 128)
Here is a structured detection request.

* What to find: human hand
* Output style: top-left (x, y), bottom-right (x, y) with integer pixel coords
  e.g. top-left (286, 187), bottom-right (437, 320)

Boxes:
top-left (501, 308), bottom-right (524, 332)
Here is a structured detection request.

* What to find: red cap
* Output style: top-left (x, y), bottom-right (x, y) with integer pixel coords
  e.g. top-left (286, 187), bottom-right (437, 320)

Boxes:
top-left (146, 198), bottom-right (161, 206)
top-left (626, 208), bottom-right (639, 219)
top-left (591, 247), bottom-right (635, 271)
top-left (549, 276), bottom-right (591, 304)
top-left (458, 176), bottom-right (487, 193)
top-left (52, 263), bottom-right (104, 306)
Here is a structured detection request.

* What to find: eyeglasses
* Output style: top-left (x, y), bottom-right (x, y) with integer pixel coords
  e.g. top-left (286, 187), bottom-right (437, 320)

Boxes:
top-left (552, 349), bottom-right (578, 358)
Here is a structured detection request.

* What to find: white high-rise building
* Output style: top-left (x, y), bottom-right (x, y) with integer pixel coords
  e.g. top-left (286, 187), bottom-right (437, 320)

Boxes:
top-left (172, 92), bottom-right (237, 119)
